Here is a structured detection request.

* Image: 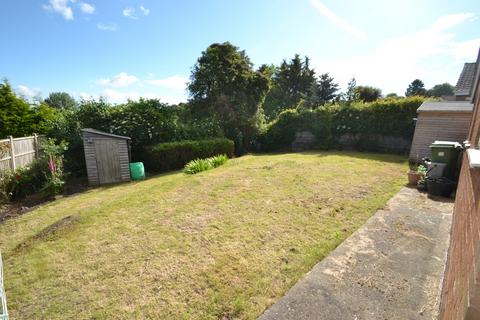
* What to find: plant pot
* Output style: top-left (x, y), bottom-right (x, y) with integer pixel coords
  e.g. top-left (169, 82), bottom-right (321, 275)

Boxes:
top-left (407, 171), bottom-right (421, 186)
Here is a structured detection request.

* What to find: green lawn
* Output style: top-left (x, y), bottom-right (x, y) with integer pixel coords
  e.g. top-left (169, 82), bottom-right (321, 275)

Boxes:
top-left (0, 152), bottom-right (406, 319)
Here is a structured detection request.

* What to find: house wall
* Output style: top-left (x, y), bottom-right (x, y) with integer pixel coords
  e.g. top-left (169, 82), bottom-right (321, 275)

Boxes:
top-left (82, 131), bottom-right (130, 185)
top-left (409, 111), bottom-right (472, 162)
top-left (439, 80), bottom-right (480, 319)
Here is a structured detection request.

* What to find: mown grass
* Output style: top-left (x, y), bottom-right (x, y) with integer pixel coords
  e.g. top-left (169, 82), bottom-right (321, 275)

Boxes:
top-left (0, 152), bottom-right (407, 319)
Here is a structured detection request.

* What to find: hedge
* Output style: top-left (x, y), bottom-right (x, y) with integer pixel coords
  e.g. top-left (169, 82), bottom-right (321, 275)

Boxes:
top-left (258, 109), bottom-right (333, 151)
top-left (258, 97), bottom-right (425, 153)
top-left (143, 138), bottom-right (235, 172)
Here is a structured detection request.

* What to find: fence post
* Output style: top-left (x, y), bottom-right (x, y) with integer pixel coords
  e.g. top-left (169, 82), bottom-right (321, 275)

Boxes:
top-left (8, 136), bottom-right (15, 171)
top-left (33, 134), bottom-right (39, 159)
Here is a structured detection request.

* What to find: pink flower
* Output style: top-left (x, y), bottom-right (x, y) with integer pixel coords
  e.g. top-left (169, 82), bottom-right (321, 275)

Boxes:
top-left (48, 156), bottom-right (56, 174)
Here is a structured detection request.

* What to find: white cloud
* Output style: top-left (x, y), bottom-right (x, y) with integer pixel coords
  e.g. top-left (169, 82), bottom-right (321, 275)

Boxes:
top-left (310, 0), bottom-right (367, 40)
top-left (122, 7), bottom-right (137, 19)
top-left (97, 23), bottom-right (117, 31)
top-left (313, 13), bottom-right (480, 95)
top-left (123, 6), bottom-right (150, 19)
top-left (17, 85), bottom-right (41, 99)
top-left (79, 2), bottom-right (94, 14)
top-left (97, 72), bottom-right (139, 87)
top-left (139, 6), bottom-right (150, 16)
top-left (43, 0), bottom-right (74, 20)
top-left (146, 75), bottom-right (188, 90)
top-left (102, 89), bottom-right (185, 104)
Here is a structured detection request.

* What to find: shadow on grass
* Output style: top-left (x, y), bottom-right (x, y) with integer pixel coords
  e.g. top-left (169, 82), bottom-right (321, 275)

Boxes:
top-left (250, 150), bottom-right (407, 164)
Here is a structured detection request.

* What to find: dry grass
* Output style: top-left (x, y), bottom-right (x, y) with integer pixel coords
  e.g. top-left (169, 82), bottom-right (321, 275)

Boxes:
top-left (0, 152), bottom-right (407, 319)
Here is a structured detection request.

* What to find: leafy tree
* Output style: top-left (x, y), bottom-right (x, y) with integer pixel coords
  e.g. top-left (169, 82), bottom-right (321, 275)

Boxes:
top-left (44, 92), bottom-right (77, 110)
top-left (0, 80), bottom-right (35, 138)
top-left (427, 83), bottom-right (454, 97)
top-left (110, 99), bottom-right (180, 148)
top-left (188, 42), bottom-right (270, 153)
top-left (354, 86), bottom-right (382, 102)
top-left (405, 79), bottom-right (427, 96)
top-left (263, 54), bottom-right (316, 120)
top-left (47, 99), bottom-right (113, 174)
top-left (386, 93), bottom-right (400, 99)
top-left (344, 77), bottom-right (358, 104)
top-left (31, 103), bottom-right (57, 134)
top-left (305, 73), bottom-right (339, 107)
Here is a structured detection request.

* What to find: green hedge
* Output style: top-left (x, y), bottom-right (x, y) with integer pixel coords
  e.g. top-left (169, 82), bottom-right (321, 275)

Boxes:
top-left (258, 97), bottom-right (425, 152)
top-left (143, 138), bottom-right (235, 172)
top-left (258, 109), bottom-right (333, 151)
top-left (330, 97), bottom-right (424, 138)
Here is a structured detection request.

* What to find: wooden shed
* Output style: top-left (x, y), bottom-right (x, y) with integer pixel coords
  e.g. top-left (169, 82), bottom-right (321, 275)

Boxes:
top-left (81, 128), bottom-right (131, 185)
top-left (409, 101), bottom-right (473, 161)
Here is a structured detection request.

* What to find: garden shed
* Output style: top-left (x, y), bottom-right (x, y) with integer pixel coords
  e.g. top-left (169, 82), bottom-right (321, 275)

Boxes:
top-left (409, 101), bottom-right (473, 162)
top-left (81, 128), bottom-right (131, 185)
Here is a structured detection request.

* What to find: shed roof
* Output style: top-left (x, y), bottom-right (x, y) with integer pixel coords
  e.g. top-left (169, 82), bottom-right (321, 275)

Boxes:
top-left (455, 62), bottom-right (476, 96)
top-left (81, 128), bottom-right (131, 140)
top-left (417, 101), bottom-right (473, 113)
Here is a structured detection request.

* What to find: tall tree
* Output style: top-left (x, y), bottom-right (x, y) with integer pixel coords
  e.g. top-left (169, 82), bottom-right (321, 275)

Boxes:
top-left (306, 73), bottom-right (339, 107)
top-left (44, 92), bottom-right (77, 110)
top-left (188, 42), bottom-right (270, 153)
top-left (0, 80), bottom-right (35, 138)
top-left (344, 77), bottom-right (358, 104)
top-left (263, 54), bottom-right (316, 120)
top-left (405, 79), bottom-right (427, 97)
top-left (354, 86), bottom-right (382, 102)
top-left (427, 83), bottom-right (455, 97)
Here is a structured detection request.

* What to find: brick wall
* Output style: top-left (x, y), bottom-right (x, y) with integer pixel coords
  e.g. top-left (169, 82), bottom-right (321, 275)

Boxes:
top-left (439, 75), bottom-right (480, 319)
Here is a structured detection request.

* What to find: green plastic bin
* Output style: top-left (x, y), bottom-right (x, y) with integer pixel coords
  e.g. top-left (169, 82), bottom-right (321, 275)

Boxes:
top-left (429, 141), bottom-right (462, 163)
top-left (129, 162), bottom-right (145, 181)
top-left (429, 141), bottom-right (462, 180)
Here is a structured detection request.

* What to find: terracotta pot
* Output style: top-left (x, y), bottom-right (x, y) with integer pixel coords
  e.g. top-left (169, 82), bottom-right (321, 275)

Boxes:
top-left (407, 171), bottom-right (421, 186)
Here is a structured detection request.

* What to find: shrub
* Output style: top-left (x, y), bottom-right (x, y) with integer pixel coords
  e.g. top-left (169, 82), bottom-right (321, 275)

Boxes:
top-left (184, 154), bottom-right (229, 174)
top-left (258, 108), bottom-right (333, 151)
top-left (144, 138), bottom-right (234, 172)
top-left (330, 97), bottom-right (424, 139)
top-left (258, 97), bottom-right (425, 153)
top-left (0, 139), bottom-right (68, 201)
top-left (184, 159), bottom-right (213, 174)
top-left (208, 154), bottom-right (228, 168)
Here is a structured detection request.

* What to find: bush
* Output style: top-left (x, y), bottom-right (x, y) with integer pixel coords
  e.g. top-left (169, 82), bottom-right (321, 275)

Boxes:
top-left (184, 154), bottom-right (229, 174)
top-left (258, 97), bottom-right (425, 153)
top-left (208, 154), bottom-right (228, 168)
top-left (184, 159), bottom-right (213, 174)
top-left (0, 139), bottom-right (68, 202)
top-left (144, 138), bottom-right (234, 172)
top-left (330, 97), bottom-right (424, 139)
top-left (258, 108), bottom-right (333, 151)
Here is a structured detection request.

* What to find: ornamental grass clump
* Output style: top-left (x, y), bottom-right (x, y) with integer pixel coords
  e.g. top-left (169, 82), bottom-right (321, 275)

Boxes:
top-left (184, 154), bottom-right (229, 174)
top-left (208, 154), bottom-right (228, 168)
top-left (184, 159), bottom-right (213, 174)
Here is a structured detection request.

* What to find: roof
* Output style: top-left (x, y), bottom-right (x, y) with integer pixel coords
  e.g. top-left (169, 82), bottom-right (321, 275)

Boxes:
top-left (81, 128), bottom-right (131, 140)
top-left (455, 62), bottom-right (477, 96)
top-left (417, 101), bottom-right (473, 113)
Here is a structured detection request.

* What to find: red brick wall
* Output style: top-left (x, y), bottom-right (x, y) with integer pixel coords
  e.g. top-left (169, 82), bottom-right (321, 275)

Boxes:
top-left (439, 82), bottom-right (480, 319)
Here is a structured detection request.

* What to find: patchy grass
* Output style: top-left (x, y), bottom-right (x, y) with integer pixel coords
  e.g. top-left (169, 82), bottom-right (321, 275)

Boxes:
top-left (0, 152), bottom-right (406, 319)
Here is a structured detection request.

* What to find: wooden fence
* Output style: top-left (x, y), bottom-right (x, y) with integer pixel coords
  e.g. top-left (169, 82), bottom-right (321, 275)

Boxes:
top-left (0, 135), bottom-right (43, 172)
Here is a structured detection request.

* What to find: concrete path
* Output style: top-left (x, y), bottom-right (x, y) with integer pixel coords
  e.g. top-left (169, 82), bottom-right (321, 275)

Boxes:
top-left (259, 188), bottom-right (453, 320)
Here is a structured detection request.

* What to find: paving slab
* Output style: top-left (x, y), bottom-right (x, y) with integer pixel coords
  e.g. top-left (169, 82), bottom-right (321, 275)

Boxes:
top-left (259, 187), bottom-right (453, 320)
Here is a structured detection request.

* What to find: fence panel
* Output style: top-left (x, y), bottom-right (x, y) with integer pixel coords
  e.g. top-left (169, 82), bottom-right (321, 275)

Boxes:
top-left (0, 135), bottom-right (43, 172)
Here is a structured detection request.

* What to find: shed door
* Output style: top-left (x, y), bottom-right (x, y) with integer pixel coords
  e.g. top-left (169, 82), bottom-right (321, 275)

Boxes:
top-left (94, 140), bottom-right (121, 184)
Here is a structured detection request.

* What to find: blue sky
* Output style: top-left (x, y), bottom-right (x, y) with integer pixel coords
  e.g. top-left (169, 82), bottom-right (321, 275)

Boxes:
top-left (1, 0), bottom-right (480, 104)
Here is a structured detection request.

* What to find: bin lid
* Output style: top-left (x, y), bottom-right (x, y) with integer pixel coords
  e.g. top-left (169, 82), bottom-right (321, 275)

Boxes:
top-left (429, 141), bottom-right (462, 149)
